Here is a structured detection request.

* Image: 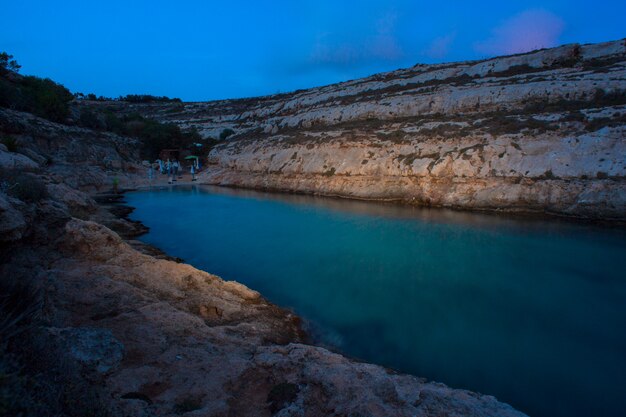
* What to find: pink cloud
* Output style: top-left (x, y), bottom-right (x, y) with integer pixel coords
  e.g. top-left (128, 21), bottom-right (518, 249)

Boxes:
top-left (475, 9), bottom-right (565, 56)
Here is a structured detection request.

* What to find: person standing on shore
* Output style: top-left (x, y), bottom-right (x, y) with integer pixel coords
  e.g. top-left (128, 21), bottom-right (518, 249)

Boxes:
top-left (112, 176), bottom-right (119, 193)
top-left (174, 160), bottom-right (180, 179)
top-left (191, 164), bottom-right (196, 181)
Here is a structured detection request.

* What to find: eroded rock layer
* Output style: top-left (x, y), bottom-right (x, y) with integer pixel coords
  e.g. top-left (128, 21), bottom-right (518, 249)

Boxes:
top-left (113, 39), bottom-right (626, 219)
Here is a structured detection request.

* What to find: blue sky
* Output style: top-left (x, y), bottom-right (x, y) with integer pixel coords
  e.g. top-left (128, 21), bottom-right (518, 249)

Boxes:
top-left (2, 1), bottom-right (624, 101)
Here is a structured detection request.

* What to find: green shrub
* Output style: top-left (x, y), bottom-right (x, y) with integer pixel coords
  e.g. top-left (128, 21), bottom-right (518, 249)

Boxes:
top-left (0, 169), bottom-right (47, 202)
top-left (173, 396), bottom-right (203, 414)
top-left (95, 111), bottom-right (201, 159)
top-left (0, 274), bottom-right (41, 343)
top-left (0, 52), bottom-right (21, 74)
top-left (322, 167), bottom-right (336, 176)
top-left (219, 128), bottom-right (235, 140)
top-left (1, 52), bottom-right (73, 122)
top-left (0, 74), bottom-right (73, 123)
top-left (103, 110), bottom-right (125, 134)
top-left (119, 94), bottom-right (182, 103)
top-left (267, 383), bottom-right (299, 413)
top-left (78, 109), bottom-right (104, 129)
top-left (1, 136), bottom-right (17, 152)
top-left (79, 93), bottom-right (113, 101)
top-left (21, 76), bottom-right (73, 122)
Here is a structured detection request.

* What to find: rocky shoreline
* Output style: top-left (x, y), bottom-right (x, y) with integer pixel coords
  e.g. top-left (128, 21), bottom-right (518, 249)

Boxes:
top-left (194, 181), bottom-right (626, 228)
top-left (1, 109), bottom-right (528, 415)
top-left (1, 188), bottom-right (528, 417)
top-left (6, 38), bottom-right (625, 416)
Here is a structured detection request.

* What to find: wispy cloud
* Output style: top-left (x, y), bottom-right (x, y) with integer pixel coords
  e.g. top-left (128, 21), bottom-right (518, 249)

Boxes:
top-left (309, 34), bottom-right (359, 66)
top-left (369, 12), bottom-right (403, 60)
top-left (423, 32), bottom-right (457, 59)
top-left (474, 9), bottom-right (565, 56)
top-left (308, 11), bottom-right (403, 69)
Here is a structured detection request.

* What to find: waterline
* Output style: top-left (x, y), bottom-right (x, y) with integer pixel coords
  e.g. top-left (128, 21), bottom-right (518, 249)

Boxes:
top-left (127, 185), bottom-right (626, 417)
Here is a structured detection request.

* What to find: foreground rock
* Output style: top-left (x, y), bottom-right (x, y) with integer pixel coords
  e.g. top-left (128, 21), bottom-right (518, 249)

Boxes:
top-left (9, 215), bottom-right (523, 416)
top-left (0, 122), bottom-right (526, 416)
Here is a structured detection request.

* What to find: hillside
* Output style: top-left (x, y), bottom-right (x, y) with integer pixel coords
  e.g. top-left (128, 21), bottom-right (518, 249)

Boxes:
top-left (92, 39), bottom-right (626, 220)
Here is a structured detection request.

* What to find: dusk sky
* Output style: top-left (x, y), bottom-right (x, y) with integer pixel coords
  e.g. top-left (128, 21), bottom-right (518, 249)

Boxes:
top-left (2, 1), bottom-right (625, 101)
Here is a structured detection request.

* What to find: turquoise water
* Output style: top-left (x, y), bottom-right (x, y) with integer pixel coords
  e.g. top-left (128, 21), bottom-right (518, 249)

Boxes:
top-left (126, 186), bottom-right (626, 417)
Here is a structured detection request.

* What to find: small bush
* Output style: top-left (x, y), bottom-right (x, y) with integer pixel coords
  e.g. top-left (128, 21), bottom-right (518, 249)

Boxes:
top-left (119, 94), bottom-right (182, 103)
top-left (173, 396), bottom-right (203, 414)
top-left (322, 167), bottom-right (336, 176)
top-left (93, 111), bottom-right (201, 159)
top-left (1, 135), bottom-right (17, 152)
top-left (219, 128), bottom-right (235, 140)
top-left (20, 76), bottom-right (73, 122)
top-left (0, 169), bottom-right (47, 202)
top-left (78, 109), bottom-right (104, 130)
top-left (377, 129), bottom-right (406, 143)
top-left (267, 383), bottom-right (299, 413)
top-left (0, 74), bottom-right (73, 123)
top-left (0, 274), bottom-right (41, 344)
top-left (0, 52), bottom-right (21, 74)
top-left (583, 113), bottom-right (626, 132)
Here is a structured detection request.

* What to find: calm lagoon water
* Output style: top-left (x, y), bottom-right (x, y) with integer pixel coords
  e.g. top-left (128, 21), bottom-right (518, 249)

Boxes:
top-left (126, 185), bottom-right (626, 417)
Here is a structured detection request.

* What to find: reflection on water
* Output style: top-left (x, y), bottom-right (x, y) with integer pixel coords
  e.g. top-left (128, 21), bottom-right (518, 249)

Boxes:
top-left (127, 185), bottom-right (626, 417)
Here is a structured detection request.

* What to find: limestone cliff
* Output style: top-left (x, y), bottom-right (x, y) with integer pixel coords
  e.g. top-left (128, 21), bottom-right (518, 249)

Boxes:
top-left (117, 39), bottom-right (626, 220)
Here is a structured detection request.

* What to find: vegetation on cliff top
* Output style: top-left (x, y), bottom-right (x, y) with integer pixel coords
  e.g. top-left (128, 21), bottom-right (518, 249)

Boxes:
top-left (73, 93), bottom-right (182, 103)
top-left (0, 53), bottom-right (73, 123)
top-left (0, 52), bottom-right (203, 160)
top-left (77, 108), bottom-right (204, 159)
top-left (118, 94), bottom-right (182, 103)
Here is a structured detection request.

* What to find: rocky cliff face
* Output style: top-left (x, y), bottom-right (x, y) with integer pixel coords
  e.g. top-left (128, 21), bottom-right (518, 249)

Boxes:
top-left (123, 39), bottom-right (626, 219)
top-left (0, 108), bottom-right (145, 191)
top-left (1, 107), bottom-right (526, 414)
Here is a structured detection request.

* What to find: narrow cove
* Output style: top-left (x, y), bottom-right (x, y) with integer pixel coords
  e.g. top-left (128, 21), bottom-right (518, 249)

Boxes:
top-left (126, 185), bottom-right (626, 417)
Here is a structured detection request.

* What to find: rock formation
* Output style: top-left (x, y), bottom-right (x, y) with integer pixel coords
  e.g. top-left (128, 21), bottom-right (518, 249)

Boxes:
top-left (102, 39), bottom-right (626, 220)
top-left (6, 38), bottom-right (626, 416)
top-left (1, 104), bottom-right (526, 414)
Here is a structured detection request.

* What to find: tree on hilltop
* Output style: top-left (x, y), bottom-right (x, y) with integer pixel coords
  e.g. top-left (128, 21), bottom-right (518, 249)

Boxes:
top-left (0, 52), bottom-right (21, 74)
